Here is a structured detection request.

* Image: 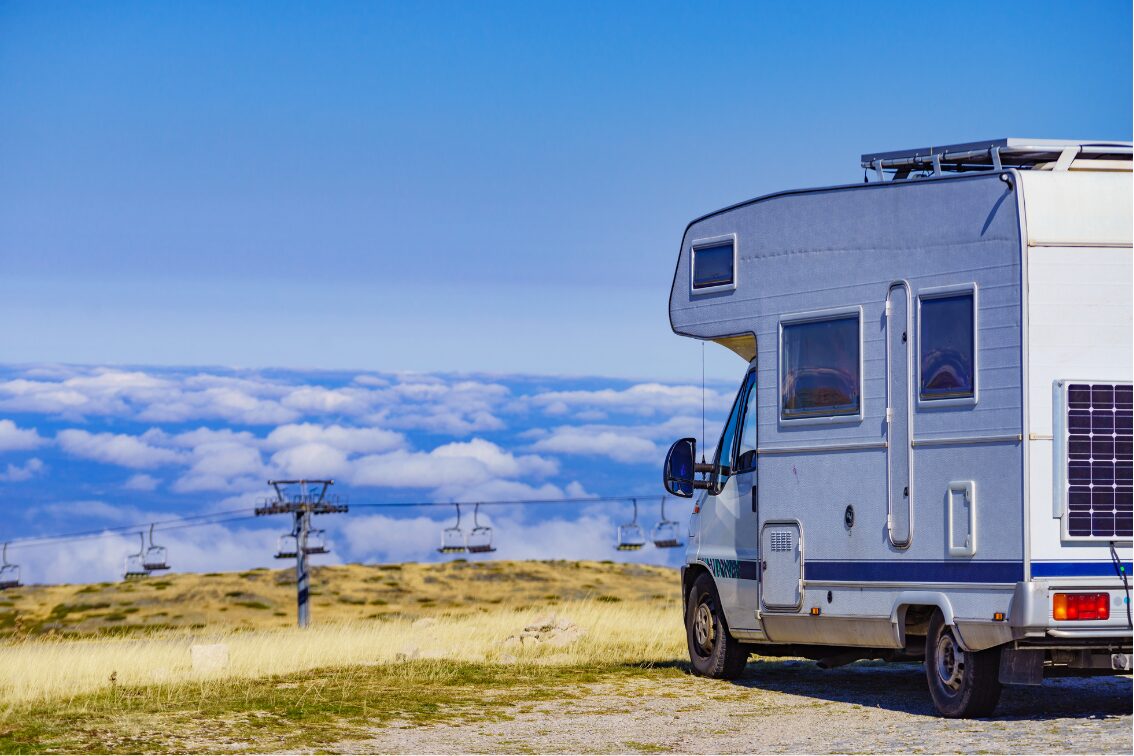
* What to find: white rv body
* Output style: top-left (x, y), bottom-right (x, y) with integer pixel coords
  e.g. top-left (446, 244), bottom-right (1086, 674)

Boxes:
top-left (664, 140), bottom-right (1132, 714)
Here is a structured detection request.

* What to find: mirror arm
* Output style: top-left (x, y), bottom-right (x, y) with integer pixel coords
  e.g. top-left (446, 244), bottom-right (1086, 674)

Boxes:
top-left (692, 480), bottom-right (710, 490)
top-left (693, 463), bottom-right (714, 474)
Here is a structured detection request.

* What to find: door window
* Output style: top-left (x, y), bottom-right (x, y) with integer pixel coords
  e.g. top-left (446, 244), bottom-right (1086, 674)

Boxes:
top-left (735, 374), bottom-right (759, 473)
top-left (712, 370), bottom-right (756, 492)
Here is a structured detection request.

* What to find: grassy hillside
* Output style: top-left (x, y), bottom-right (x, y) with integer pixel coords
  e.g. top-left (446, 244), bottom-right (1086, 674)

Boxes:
top-left (0, 560), bottom-right (687, 751)
top-left (0, 560), bottom-right (679, 637)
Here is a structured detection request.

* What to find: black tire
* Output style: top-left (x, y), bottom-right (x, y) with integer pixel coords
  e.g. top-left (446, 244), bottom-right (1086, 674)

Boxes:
top-left (924, 610), bottom-right (1002, 718)
top-left (686, 572), bottom-right (748, 679)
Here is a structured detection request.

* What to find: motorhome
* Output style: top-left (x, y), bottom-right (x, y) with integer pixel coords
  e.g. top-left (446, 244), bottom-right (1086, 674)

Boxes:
top-left (661, 138), bottom-right (1133, 718)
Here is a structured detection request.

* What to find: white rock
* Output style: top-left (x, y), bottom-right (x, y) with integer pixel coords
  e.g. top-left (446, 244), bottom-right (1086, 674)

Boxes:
top-left (190, 643), bottom-right (230, 673)
top-left (545, 626), bottom-right (586, 648)
top-left (397, 644), bottom-right (421, 661)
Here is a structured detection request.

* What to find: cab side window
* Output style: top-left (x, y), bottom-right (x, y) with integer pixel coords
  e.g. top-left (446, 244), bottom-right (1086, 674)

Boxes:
top-left (713, 370), bottom-right (756, 491)
top-left (735, 375), bottom-right (759, 473)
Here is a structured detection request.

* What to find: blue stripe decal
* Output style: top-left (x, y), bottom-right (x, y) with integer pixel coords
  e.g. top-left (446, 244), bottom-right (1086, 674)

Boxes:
top-left (1031, 561), bottom-right (1132, 578)
top-left (805, 560), bottom-right (1024, 583)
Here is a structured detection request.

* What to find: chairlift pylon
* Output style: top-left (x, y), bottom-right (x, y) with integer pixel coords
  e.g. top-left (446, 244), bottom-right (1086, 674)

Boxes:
top-left (651, 497), bottom-right (683, 549)
top-left (123, 532), bottom-right (151, 580)
top-left (0, 543), bottom-right (20, 590)
top-left (142, 523), bottom-right (171, 571)
top-left (616, 499), bottom-right (647, 551)
top-left (438, 503), bottom-right (467, 554)
top-left (466, 503), bottom-right (496, 554)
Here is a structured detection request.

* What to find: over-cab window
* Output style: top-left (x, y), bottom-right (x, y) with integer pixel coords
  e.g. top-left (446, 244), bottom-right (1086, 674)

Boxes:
top-left (919, 289), bottom-right (976, 402)
top-left (691, 236), bottom-right (736, 293)
top-left (780, 312), bottom-right (861, 420)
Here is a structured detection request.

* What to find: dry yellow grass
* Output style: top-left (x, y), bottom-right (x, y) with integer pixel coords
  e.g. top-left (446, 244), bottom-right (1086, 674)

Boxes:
top-left (0, 561), bottom-right (685, 705)
top-left (0, 559), bottom-right (678, 635)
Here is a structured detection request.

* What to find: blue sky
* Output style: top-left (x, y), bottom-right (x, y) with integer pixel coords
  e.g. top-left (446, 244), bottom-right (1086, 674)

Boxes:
top-left (0, 2), bottom-right (1130, 582)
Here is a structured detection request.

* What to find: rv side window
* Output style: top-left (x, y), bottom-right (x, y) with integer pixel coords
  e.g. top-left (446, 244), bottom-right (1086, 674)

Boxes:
top-left (691, 236), bottom-right (736, 293)
top-left (919, 290), bottom-right (976, 401)
top-left (780, 314), bottom-right (860, 420)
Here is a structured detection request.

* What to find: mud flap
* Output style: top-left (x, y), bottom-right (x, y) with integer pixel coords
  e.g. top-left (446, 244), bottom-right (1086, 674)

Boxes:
top-left (999, 648), bottom-right (1044, 685)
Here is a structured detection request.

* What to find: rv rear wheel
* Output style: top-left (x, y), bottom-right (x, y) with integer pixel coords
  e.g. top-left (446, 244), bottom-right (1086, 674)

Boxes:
top-left (686, 572), bottom-right (748, 679)
top-left (925, 611), bottom-right (1002, 718)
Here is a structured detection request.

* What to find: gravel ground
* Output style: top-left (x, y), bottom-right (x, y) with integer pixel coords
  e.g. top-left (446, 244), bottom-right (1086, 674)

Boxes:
top-left (342, 661), bottom-right (1132, 754)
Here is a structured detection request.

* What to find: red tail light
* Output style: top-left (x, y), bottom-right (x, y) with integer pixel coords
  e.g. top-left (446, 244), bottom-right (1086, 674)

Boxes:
top-left (1052, 592), bottom-right (1110, 621)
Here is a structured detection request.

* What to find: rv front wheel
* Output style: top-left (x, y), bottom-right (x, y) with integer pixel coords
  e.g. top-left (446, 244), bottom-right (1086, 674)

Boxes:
top-left (686, 572), bottom-right (747, 679)
top-left (925, 611), bottom-right (1002, 718)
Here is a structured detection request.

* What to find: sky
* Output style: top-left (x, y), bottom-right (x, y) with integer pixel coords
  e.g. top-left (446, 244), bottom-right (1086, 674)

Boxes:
top-left (0, 2), bottom-right (1130, 583)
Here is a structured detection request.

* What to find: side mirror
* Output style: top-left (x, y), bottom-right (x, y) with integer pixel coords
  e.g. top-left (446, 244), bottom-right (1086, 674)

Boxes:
top-left (663, 437), bottom-right (697, 498)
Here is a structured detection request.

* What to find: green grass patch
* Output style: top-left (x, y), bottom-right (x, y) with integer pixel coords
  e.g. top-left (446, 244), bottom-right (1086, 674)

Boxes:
top-left (233, 601), bottom-right (271, 610)
top-left (0, 661), bottom-right (682, 754)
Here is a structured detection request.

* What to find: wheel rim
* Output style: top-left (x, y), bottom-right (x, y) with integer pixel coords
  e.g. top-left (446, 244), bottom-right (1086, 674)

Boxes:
top-left (935, 631), bottom-right (965, 693)
top-left (693, 601), bottom-right (715, 654)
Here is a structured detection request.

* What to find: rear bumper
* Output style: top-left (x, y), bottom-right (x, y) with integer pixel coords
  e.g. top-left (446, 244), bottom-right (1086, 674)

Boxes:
top-left (1008, 580), bottom-right (1134, 645)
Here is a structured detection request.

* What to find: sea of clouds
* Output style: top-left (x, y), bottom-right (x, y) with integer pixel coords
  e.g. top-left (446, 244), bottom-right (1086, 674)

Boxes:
top-left (0, 364), bottom-right (735, 583)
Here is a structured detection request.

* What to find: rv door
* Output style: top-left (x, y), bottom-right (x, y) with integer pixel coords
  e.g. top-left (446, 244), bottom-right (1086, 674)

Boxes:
top-left (887, 283), bottom-right (913, 547)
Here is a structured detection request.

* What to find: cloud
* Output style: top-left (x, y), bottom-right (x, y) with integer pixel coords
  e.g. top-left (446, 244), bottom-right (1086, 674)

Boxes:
top-left (530, 427), bottom-right (659, 464)
top-left (371, 378), bottom-right (509, 434)
top-left (56, 429), bottom-right (185, 469)
top-left (342, 503), bottom-right (683, 565)
top-left (123, 474), bottom-right (160, 491)
top-left (281, 386), bottom-right (373, 416)
top-left (349, 439), bottom-right (557, 493)
top-left (527, 382), bottom-right (731, 417)
top-left (264, 423), bottom-right (403, 454)
top-left (0, 419), bottom-right (48, 451)
top-left (172, 440), bottom-right (267, 493)
top-left (13, 524), bottom-right (294, 585)
top-left (269, 443), bottom-right (352, 481)
top-left (0, 458), bottom-right (45, 482)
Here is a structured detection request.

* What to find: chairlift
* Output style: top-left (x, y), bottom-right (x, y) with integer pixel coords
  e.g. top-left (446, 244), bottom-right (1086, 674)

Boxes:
top-left (123, 533), bottom-right (151, 580)
top-left (275, 532), bottom-right (299, 559)
top-left (616, 499), bottom-right (647, 551)
top-left (0, 543), bottom-right (20, 590)
top-left (142, 523), bottom-right (171, 571)
top-left (651, 497), bottom-right (683, 549)
top-left (466, 503), bottom-right (496, 554)
top-left (438, 503), bottom-right (467, 554)
top-left (304, 528), bottom-right (330, 555)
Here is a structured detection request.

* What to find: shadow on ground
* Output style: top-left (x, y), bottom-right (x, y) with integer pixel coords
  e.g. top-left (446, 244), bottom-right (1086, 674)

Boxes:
top-left (713, 659), bottom-right (1133, 720)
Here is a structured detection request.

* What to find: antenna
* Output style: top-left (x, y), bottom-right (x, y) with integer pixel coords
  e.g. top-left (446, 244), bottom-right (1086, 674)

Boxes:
top-left (701, 341), bottom-right (707, 464)
top-left (255, 479), bottom-right (348, 628)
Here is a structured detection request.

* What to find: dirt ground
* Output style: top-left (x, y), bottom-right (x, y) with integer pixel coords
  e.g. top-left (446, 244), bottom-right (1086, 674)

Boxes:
top-left (340, 661), bottom-right (1133, 754)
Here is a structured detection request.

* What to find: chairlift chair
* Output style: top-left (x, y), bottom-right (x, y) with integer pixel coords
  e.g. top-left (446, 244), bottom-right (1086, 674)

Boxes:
top-left (303, 528), bottom-right (330, 555)
top-left (438, 503), bottom-right (467, 554)
top-left (466, 503), bottom-right (496, 554)
top-left (651, 497), bottom-right (683, 549)
top-left (0, 543), bottom-right (20, 590)
top-left (142, 523), bottom-right (171, 571)
top-left (275, 532), bottom-right (299, 559)
top-left (616, 499), bottom-right (647, 551)
top-left (123, 533), bottom-right (151, 580)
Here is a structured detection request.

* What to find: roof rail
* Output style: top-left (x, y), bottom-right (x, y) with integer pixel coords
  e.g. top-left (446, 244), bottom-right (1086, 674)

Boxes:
top-left (861, 138), bottom-right (1133, 181)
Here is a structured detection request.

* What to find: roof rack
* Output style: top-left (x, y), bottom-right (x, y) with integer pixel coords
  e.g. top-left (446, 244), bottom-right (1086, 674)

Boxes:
top-left (861, 138), bottom-right (1133, 181)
